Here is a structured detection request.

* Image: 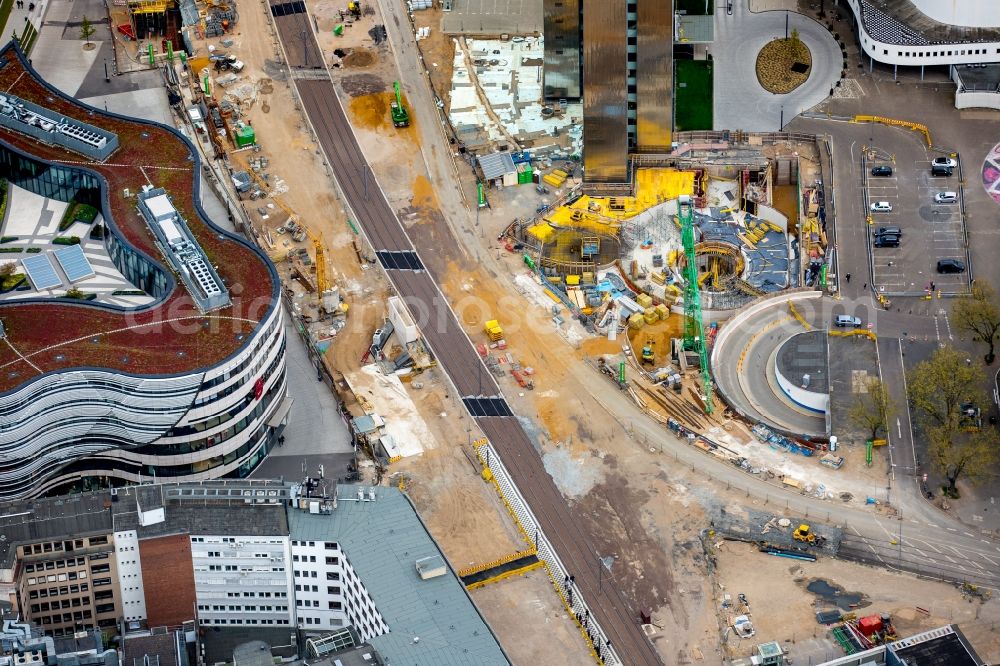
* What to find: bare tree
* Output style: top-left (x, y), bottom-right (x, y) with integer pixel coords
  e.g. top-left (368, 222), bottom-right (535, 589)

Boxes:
top-left (848, 376), bottom-right (895, 441)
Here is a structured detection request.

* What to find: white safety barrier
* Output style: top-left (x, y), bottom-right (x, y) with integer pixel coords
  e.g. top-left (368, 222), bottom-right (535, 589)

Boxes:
top-left (471, 438), bottom-right (622, 666)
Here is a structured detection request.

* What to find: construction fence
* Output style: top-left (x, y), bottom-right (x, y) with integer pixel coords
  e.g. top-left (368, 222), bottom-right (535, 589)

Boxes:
top-left (471, 438), bottom-right (623, 666)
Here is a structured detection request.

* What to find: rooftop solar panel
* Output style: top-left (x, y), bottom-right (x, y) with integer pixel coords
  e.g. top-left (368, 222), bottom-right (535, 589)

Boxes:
top-left (22, 253), bottom-right (62, 290)
top-left (53, 244), bottom-right (95, 283)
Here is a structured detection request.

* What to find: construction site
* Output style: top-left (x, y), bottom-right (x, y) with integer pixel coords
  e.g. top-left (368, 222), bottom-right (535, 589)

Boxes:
top-left (101, 0), bottom-right (1000, 660)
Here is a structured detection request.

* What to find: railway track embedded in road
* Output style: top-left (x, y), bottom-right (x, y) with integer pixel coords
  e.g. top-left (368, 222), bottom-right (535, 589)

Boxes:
top-left (265, 6), bottom-right (664, 666)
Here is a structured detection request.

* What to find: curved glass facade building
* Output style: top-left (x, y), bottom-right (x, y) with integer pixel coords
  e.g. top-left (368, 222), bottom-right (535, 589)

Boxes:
top-left (0, 43), bottom-right (287, 500)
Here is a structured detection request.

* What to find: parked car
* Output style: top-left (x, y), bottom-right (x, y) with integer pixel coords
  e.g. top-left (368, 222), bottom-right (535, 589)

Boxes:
top-left (875, 226), bottom-right (902, 237)
top-left (934, 191), bottom-right (958, 203)
top-left (835, 315), bottom-right (863, 328)
top-left (870, 201), bottom-right (893, 213)
top-left (931, 164), bottom-right (953, 177)
top-left (937, 259), bottom-right (966, 273)
top-left (870, 165), bottom-right (893, 176)
top-left (932, 156), bottom-right (958, 168)
top-left (874, 234), bottom-right (900, 248)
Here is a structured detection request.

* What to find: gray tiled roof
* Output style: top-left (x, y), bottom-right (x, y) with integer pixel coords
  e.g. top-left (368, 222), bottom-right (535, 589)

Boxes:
top-left (286, 486), bottom-right (510, 666)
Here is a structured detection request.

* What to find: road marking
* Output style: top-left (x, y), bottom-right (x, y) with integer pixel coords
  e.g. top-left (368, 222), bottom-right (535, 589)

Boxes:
top-left (934, 314), bottom-right (941, 342)
top-left (911, 538), bottom-right (942, 553)
top-left (947, 527), bottom-right (957, 532)
top-left (981, 553), bottom-right (999, 567)
top-left (965, 532), bottom-right (975, 537)
top-left (944, 554), bottom-right (957, 563)
top-left (913, 547), bottom-right (928, 559)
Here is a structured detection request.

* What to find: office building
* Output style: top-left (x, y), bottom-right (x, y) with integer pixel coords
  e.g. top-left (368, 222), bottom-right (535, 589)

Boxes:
top-left (0, 481), bottom-right (510, 664)
top-left (0, 42), bottom-right (288, 501)
top-left (544, 0), bottom-right (673, 184)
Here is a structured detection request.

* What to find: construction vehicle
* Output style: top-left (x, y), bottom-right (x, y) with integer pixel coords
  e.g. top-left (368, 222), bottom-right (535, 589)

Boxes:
top-left (484, 319), bottom-right (504, 342)
top-left (641, 339), bottom-right (655, 365)
top-left (679, 195), bottom-right (714, 413)
top-left (347, 0), bottom-right (361, 17)
top-left (390, 81), bottom-right (410, 128)
top-left (793, 524), bottom-right (815, 543)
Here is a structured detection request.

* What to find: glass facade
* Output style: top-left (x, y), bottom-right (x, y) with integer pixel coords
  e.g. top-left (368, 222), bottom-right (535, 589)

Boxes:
top-left (0, 143), bottom-right (168, 299)
top-left (106, 232), bottom-right (169, 298)
top-left (0, 145), bottom-right (101, 205)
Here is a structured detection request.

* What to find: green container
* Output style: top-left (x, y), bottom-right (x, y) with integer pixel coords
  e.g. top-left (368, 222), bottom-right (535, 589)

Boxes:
top-left (235, 126), bottom-right (256, 148)
top-left (517, 164), bottom-right (532, 184)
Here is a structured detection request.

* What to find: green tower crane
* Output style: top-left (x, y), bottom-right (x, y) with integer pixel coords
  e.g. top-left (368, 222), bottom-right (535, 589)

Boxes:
top-left (679, 195), bottom-right (714, 414)
top-left (390, 81), bottom-right (410, 128)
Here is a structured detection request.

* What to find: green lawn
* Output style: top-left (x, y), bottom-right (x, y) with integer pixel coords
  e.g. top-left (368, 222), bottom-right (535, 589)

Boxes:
top-left (19, 21), bottom-right (37, 55)
top-left (0, 0), bottom-right (13, 42)
top-left (675, 60), bottom-right (713, 132)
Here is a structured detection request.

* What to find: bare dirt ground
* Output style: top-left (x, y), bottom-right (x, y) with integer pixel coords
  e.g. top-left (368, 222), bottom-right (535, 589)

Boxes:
top-left (714, 540), bottom-right (1000, 664)
top-left (471, 570), bottom-right (594, 665)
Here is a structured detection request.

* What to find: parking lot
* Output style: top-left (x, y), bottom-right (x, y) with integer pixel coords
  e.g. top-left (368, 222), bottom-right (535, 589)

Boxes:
top-left (864, 155), bottom-right (971, 296)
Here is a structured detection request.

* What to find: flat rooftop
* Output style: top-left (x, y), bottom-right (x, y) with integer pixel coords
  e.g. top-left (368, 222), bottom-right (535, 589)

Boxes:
top-left (0, 43), bottom-right (277, 394)
top-left (287, 485), bottom-right (510, 666)
top-left (891, 624), bottom-right (983, 665)
top-left (859, 0), bottom-right (1000, 46)
top-left (827, 335), bottom-right (880, 439)
top-left (776, 330), bottom-right (829, 394)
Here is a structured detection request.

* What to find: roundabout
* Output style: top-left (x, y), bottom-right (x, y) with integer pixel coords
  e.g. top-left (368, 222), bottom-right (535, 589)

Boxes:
top-left (714, 0), bottom-right (842, 130)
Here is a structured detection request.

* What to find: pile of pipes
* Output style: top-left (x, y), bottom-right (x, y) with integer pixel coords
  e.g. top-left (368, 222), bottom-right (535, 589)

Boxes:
top-left (408, 0), bottom-right (431, 9)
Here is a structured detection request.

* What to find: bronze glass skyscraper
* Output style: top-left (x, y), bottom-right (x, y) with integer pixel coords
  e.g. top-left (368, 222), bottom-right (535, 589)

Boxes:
top-left (544, 0), bottom-right (673, 184)
top-left (543, 0), bottom-right (582, 99)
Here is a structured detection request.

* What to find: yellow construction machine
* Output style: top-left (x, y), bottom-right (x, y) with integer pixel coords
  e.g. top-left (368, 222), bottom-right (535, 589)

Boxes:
top-left (484, 319), bottom-right (504, 342)
top-left (793, 524), bottom-right (815, 544)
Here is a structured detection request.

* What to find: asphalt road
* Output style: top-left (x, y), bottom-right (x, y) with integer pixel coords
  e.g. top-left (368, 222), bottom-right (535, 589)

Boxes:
top-left (713, 0), bottom-right (842, 131)
top-left (712, 293), bottom-right (828, 437)
top-left (580, 357), bottom-right (1000, 591)
top-left (266, 5), bottom-right (662, 664)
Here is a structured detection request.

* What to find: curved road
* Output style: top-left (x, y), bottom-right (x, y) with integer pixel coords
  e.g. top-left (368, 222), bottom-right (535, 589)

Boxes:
top-left (714, 0), bottom-right (842, 131)
top-left (712, 294), bottom-right (828, 436)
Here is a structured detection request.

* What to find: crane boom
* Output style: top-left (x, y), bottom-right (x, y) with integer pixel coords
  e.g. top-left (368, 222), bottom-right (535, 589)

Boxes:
top-left (679, 195), bottom-right (715, 414)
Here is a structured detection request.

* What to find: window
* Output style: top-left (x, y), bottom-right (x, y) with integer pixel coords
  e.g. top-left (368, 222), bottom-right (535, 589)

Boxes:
top-left (326, 557), bottom-right (338, 565)
top-left (88, 537), bottom-right (108, 546)
top-left (292, 555), bottom-right (299, 562)
top-left (327, 586), bottom-right (340, 595)
top-left (329, 601), bottom-right (342, 610)
top-left (327, 572), bottom-right (340, 581)
top-left (309, 556), bottom-right (316, 563)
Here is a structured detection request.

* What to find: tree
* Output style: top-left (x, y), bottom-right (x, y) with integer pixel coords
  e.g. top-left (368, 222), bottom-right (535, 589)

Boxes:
top-left (79, 16), bottom-right (96, 47)
top-left (65, 287), bottom-right (85, 299)
top-left (927, 425), bottom-right (1000, 497)
top-left (0, 263), bottom-right (14, 278)
top-left (848, 376), bottom-right (895, 441)
top-left (908, 346), bottom-right (1000, 496)
top-left (906, 346), bottom-right (982, 433)
top-left (952, 279), bottom-right (1000, 364)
